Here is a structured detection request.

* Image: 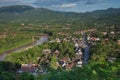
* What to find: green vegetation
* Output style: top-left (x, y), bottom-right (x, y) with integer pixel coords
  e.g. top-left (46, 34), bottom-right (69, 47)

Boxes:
top-left (0, 61), bottom-right (35, 80)
top-left (43, 41), bottom-right (120, 80)
top-left (5, 42), bottom-right (75, 65)
top-left (0, 32), bottom-right (33, 53)
top-left (19, 72), bottom-right (35, 80)
top-left (0, 5), bottom-right (120, 25)
top-left (45, 63), bottom-right (120, 80)
top-left (0, 5), bottom-right (120, 80)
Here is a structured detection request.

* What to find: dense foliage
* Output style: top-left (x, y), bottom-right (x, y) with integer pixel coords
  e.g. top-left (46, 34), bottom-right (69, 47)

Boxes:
top-left (0, 5), bottom-right (120, 25)
top-left (0, 5), bottom-right (120, 80)
top-left (5, 42), bottom-right (75, 66)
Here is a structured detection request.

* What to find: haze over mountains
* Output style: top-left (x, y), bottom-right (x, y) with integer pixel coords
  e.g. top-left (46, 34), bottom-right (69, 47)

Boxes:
top-left (0, 5), bottom-right (120, 25)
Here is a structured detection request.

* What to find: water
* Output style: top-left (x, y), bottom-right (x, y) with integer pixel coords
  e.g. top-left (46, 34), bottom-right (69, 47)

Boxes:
top-left (35, 36), bottom-right (48, 45)
top-left (83, 33), bottom-right (90, 65)
top-left (83, 46), bottom-right (90, 65)
top-left (0, 36), bottom-right (48, 60)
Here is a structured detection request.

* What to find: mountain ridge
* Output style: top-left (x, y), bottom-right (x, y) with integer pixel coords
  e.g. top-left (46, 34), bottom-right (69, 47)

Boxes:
top-left (0, 5), bottom-right (120, 25)
top-left (0, 5), bottom-right (35, 13)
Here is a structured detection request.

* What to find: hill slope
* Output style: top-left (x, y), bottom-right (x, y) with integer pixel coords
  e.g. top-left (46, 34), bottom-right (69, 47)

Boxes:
top-left (0, 5), bottom-right (120, 25)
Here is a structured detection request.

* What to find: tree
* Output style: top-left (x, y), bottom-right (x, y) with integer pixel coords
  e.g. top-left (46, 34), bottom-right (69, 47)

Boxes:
top-left (19, 72), bottom-right (35, 80)
top-left (50, 56), bottom-right (58, 70)
top-left (0, 72), bottom-right (15, 80)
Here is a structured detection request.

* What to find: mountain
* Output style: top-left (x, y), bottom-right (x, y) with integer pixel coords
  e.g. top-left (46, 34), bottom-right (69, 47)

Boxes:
top-left (0, 5), bottom-right (34, 13)
top-left (0, 5), bottom-right (120, 25)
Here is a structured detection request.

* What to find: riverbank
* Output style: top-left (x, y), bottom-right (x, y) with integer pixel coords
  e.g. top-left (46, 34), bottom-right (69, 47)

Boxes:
top-left (0, 36), bottom-right (48, 61)
top-left (0, 42), bottom-right (34, 60)
top-left (0, 40), bottom-right (32, 54)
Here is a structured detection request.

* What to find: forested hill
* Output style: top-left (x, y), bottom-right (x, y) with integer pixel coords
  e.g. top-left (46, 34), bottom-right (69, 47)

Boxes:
top-left (0, 5), bottom-right (34, 13)
top-left (0, 5), bottom-right (120, 25)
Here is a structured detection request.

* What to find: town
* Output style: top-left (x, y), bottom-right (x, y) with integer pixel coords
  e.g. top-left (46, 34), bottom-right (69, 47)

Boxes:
top-left (0, 4), bottom-right (120, 80)
top-left (4, 26), bottom-right (118, 75)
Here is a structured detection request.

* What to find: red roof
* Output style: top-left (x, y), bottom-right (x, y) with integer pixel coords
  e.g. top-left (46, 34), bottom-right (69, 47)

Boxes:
top-left (19, 64), bottom-right (38, 73)
top-left (61, 57), bottom-right (70, 62)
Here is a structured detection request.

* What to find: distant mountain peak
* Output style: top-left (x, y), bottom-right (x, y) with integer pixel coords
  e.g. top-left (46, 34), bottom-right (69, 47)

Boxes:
top-left (0, 5), bottom-right (34, 13)
top-left (0, 5), bottom-right (119, 25)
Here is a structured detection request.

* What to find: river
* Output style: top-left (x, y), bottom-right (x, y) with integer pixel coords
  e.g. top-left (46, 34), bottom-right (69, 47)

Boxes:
top-left (83, 33), bottom-right (91, 65)
top-left (0, 36), bottom-right (48, 61)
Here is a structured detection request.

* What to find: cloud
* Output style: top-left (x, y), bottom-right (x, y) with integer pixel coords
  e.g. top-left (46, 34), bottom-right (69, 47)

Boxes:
top-left (0, 0), bottom-right (22, 7)
top-left (85, 0), bottom-right (107, 5)
top-left (52, 3), bottom-right (77, 8)
top-left (0, 0), bottom-right (106, 7)
top-left (0, 0), bottom-right (37, 7)
top-left (0, 0), bottom-right (108, 8)
top-left (32, 0), bottom-right (80, 7)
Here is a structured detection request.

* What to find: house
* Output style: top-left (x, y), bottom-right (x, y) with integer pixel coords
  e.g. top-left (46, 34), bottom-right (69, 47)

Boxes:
top-left (42, 49), bottom-right (51, 55)
top-left (110, 31), bottom-right (115, 34)
top-left (65, 63), bottom-right (74, 70)
top-left (78, 49), bottom-right (83, 55)
top-left (76, 51), bottom-right (83, 55)
top-left (96, 38), bottom-right (100, 41)
top-left (75, 54), bottom-right (83, 60)
top-left (49, 40), bottom-right (55, 43)
top-left (74, 43), bottom-right (79, 48)
top-left (17, 64), bottom-right (38, 73)
top-left (104, 38), bottom-right (109, 41)
top-left (118, 40), bottom-right (120, 45)
top-left (56, 38), bottom-right (61, 42)
top-left (77, 60), bottom-right (82, 65)
top-left (76, 60), bottom-right (83, 67)
top-left (53, 50), bottom-right (60, 57)
top-left (61, 57), bottom-right (70, 63)
top-left (71, 57), bottom-right (76, 62)
top-left (101, 32), bottom-right (107, 35)
top-left (90, 37), bottom-right (96, 41)
top-left (89, 37), bottom-right (100, 41)
top-left (87, 35), bottom-right (91, 41)
top-left (60, 57), bottom-right (70, 67)
top-left (60, 57), bottom-right (74, 70)
top-left (73, 30), bottom-right (86, 35)
top-left (63, 38), bottom-right (68, 42)
top-left (107, 56), bottom-right (116, 62)
top-left (76, 49), bottom-right (83, 55)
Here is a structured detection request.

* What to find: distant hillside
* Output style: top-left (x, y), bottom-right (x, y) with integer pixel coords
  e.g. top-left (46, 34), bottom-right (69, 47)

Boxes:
top-left (0, 5), bottom-right (34, 13)
top-left (0, 5), bottom-right (120, 25)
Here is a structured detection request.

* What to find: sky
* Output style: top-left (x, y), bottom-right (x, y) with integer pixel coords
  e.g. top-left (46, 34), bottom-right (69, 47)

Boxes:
top-left (0, 0), bottom-right (120, 12)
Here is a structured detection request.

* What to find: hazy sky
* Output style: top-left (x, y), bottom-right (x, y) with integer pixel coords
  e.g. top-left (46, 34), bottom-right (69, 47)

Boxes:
top-left (0, 0), bottom-right (120, 12)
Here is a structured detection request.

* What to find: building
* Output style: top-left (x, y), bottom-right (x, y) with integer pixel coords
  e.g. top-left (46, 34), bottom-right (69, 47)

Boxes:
top-left (42, 49), bottom-right (51, 55)
top-left (65, 63), bottom-right (74, 70)
top-left (101, 32), bottom-right (107, 35)
top-left (76, 59), bottom-right (83, 67)
top-left (53, 50), bottom-right (60, 57)
top-left (118, 40), bottom-right (120, 45)
top-left (110, 31), bottom-right (115, 34)
top-left (76, 49), bottom-right (83, 55)
top-left (60, 57), bottom-right (70, 67)
top-left (56, 38), bottom-right (61, 42)
top-left (17, 64), bottom-right (38, 73)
